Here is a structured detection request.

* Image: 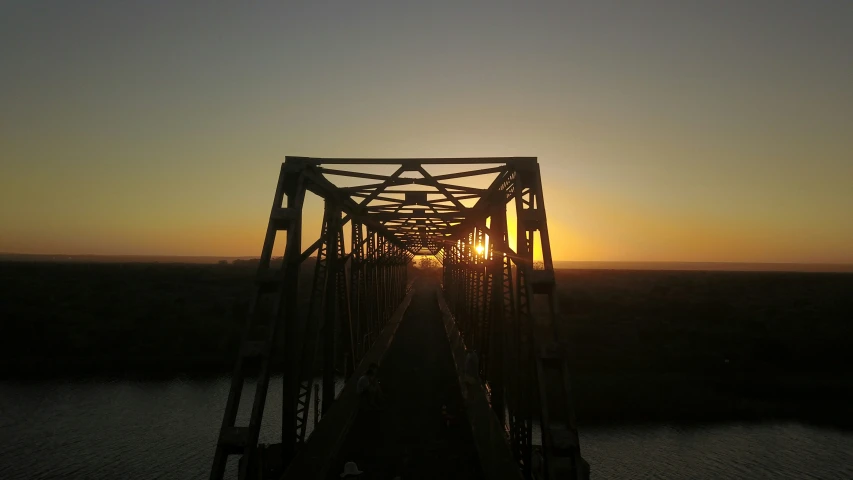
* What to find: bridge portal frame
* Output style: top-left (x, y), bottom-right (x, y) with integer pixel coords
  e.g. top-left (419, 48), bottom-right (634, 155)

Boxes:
top-left (210, 157), bottom-right (588, 480)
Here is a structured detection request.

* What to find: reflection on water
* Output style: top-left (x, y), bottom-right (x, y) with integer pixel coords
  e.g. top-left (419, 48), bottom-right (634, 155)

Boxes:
top-left (1, 377), bottom-right (851, 479)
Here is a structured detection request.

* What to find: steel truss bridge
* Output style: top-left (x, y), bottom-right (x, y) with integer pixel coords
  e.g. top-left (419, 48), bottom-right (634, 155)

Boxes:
top-left (210, 157), bottom-right (589, 480)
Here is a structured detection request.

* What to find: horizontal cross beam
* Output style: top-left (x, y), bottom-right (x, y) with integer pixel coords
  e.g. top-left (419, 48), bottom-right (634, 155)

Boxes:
top-left (292, 157), bottom-right (536, 165)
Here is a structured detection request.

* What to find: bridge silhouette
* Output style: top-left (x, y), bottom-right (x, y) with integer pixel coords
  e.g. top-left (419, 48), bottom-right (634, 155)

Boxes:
top-left (209, 157), bottom-right (589, 480)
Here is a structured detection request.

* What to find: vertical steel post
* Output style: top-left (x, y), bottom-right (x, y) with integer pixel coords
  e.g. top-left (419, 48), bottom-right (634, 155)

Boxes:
top-left (486, 206), bottom-right (506, 422)
top-left (513, 167), bottom-right (536, 478)
top-left (350, 221), bottom-right (365, 364)
top-left (322, 203), bottom-right (341, 414)
top-left (281, 171), bottom-right (306, 462)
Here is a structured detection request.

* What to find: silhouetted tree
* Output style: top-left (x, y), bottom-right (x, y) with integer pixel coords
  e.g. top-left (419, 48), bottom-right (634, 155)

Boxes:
top-left (419, 257), bottom-right (437, 268)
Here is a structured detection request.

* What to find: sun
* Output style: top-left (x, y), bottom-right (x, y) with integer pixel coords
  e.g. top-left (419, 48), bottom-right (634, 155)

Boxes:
top-left (475, 245), bottom-right (484, 255)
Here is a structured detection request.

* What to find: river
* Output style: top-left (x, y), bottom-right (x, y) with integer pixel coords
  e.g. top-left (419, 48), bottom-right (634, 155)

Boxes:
top-left (1, 377), bottom-right (851, 479)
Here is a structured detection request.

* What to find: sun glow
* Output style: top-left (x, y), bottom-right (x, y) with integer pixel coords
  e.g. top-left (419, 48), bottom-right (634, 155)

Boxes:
top-left (475, 245), bottom-right (484, 255)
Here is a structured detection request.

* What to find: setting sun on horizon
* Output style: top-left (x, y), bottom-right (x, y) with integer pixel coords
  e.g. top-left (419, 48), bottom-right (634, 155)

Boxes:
top-left (2, 2), bottom-right (852, 265)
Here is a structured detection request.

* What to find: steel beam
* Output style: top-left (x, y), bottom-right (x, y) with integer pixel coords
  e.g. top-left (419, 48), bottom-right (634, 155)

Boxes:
top-left (210, 157), bottom-right (587, 480)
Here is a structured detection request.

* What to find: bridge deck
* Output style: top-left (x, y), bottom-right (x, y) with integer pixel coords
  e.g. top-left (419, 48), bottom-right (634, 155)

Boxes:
top-left (326, 277), bottom-right (485, 479)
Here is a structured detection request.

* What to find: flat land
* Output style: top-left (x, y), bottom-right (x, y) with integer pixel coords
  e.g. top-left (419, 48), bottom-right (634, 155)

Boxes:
top-left (555, 269), bottom-right (853, 429)
top-left (1, 262), bottom-right (852, 429)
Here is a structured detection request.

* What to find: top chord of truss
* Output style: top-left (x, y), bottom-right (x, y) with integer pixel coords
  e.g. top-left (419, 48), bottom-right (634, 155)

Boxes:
top-left (292, 157), bottom-right (537, 165)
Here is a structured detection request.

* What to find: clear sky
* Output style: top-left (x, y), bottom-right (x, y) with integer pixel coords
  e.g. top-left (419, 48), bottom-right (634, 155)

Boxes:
top-left (2, 1), bottom-right (851, 263)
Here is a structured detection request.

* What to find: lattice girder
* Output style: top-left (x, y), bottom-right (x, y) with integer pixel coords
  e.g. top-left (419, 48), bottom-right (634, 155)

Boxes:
top-left (210, 157), bottom-right (588, 480)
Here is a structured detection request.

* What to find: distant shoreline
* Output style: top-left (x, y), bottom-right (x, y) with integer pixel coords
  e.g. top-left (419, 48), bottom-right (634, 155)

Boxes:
top-left (3, 261), bottom-right (852, 431)
top-left (0, 253), bottom-right (258, 264)
top-left (552, 261), bottom-right (853, 273)
top-left (1, 253), bottom-right (851, 273)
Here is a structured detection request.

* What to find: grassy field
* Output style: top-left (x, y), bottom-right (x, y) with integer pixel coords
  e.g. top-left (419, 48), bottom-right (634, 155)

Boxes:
top-left (1, 262), bottom-right (851, 428)
top-left (556, 269), bottom-right (853, 428)
top-left (0, 262), bottom-right (256, 375)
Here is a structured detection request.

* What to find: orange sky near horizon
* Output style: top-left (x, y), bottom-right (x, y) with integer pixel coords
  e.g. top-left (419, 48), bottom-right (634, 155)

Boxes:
top-left (2, 2), bottom-right (852, 264)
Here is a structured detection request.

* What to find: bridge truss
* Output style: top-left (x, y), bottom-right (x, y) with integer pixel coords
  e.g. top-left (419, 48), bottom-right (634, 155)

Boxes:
top-left (210, 157), bottom-right (588, 480)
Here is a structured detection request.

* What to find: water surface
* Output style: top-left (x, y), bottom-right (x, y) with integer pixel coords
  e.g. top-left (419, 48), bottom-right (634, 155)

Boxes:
top-left (1, 378), bottom-right (851, 479)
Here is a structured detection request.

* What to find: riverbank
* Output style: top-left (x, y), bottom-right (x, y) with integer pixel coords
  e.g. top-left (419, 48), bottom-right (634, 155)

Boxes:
top-left (2, 262), bottom-right (852, 430)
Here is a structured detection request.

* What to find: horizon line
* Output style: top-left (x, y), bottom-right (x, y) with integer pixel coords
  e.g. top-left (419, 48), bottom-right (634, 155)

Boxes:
top-left (2, 252), bottom-right (852, 271)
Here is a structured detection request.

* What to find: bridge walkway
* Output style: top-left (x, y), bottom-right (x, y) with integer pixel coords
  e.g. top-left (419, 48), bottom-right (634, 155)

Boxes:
top-left (325, 276), bottom-right (485, 480)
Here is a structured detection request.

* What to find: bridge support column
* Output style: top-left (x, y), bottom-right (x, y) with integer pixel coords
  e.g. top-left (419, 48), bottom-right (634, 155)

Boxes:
top-left (322, 202), bottom-right (342, 414)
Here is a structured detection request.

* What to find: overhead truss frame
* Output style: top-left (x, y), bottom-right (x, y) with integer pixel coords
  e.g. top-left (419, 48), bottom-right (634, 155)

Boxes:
top-left (210, 157), bottom-right (588, 480)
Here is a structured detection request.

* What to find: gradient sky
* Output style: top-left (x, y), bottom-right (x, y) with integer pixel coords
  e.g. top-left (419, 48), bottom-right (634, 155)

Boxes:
top-left (2, 1), bottom-right (852, 263)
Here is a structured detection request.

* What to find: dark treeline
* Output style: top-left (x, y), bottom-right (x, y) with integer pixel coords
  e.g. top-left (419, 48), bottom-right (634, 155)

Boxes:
top-left (2, 262), bottom-right (852, 429)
